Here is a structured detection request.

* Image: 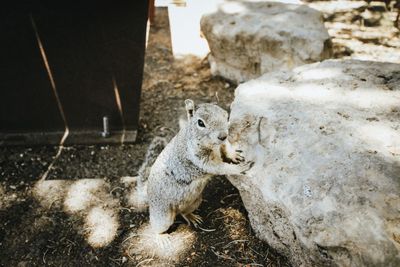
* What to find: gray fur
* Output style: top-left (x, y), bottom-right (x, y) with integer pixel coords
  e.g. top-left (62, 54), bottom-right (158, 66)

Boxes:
top-left (146, 99), bottom-right (253, 234)
top-left (137, 136), bottom-right (169, 186)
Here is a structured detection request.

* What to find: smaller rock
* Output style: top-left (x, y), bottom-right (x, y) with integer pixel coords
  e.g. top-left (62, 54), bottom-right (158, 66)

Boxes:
top-left (201, 0), bottom-right (333, 83)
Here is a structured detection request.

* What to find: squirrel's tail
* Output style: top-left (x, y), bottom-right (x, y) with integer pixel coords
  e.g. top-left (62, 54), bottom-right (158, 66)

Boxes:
top-left (137, 136), bottom-right (169, 186)
top-left (128, 135), bottom-right (170, 211)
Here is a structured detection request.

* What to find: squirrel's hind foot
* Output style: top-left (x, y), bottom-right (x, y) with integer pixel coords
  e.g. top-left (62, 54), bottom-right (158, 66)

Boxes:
top-left (182, 213), bottom-right (203, 228)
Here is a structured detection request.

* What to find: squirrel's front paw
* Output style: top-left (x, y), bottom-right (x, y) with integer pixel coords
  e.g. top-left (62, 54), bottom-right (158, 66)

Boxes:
top-left (230, 149), bottom-right (245, 164)
top-left (239, 161), bottom-right (255, 175)
top-left (221, 144), bottom-right (245, 165)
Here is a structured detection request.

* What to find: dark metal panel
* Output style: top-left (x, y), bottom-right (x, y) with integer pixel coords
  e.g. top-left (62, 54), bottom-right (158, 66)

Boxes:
top-left (0, 2), bottom-right (65, 133)
top-left (101, 1), bottom-right (148, 132)
top-left (0, 1), bottom-right (149, 145)
top-left (31, 0), bottom-right (148, 132)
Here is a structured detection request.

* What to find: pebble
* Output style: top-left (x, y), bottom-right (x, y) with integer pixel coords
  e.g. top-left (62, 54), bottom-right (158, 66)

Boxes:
top-left (174, 83), bottom-right (183, 88)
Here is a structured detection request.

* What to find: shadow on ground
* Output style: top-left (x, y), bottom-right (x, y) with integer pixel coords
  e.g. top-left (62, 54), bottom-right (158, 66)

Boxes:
top-left (0, 7), bottom-right (287, 267)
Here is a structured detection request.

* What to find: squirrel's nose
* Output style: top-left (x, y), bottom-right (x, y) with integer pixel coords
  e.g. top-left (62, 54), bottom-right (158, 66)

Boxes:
top-left (218, 133), bottom-right (227, 141)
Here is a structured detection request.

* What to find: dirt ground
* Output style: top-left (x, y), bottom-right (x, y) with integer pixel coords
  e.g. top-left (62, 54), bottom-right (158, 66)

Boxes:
top-left (1, 3), bottom-right (399, 267)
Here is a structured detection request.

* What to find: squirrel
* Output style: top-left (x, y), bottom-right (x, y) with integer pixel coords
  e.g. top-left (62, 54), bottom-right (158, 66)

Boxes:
top-left (131, 99), bottom-right (253, 234)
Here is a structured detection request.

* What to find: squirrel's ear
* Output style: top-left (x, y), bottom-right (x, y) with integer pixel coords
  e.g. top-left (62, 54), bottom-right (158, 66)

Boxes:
top-left (185, 99), bottom-right (195, 119)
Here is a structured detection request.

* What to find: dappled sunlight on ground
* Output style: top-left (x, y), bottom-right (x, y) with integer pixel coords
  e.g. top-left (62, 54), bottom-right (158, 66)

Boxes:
top-left (0, 184), bottom-right (18, 210)
top-left (121, 176), bottom-right (149, 212)
top-left (85, 206), bottom-right (119, 248)
top-left (33, 178), bottom-right (121, 248)
top-left (63, 179), bottom-right (112, 213)
top-left (219, 207), bottom-right (248, 240)
top-left (33, 179), bottom-right (71, 209)
top-left (123, 223), bottom-right (196, 264)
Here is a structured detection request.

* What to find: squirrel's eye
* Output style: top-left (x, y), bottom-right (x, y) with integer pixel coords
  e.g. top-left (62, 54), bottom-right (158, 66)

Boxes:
top-left (197, 119), bottom-right (205, 128)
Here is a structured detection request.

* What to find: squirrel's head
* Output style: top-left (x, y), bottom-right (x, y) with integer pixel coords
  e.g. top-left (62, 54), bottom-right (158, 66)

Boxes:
top-left (184, 99), bottom-right (229, 146)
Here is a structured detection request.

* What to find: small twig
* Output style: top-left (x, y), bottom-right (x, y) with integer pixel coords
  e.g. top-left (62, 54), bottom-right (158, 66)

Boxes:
top-left (215, 91), bottom-right (220, 103)
top-left (109, 257), bottom-right (121, 266)
top-left (83, 226), bottom-right (95, 232)
top-left (264, 247), bottom-right (270, 261)
top-left (206, 207), bottom-right (222, 218)
top-left (221, 193), bottom-right (238, 201)
top-left (136, 258), bottom-right (154, 267)
top-left (212, 241), bottom-right (226, 247)
top-left (223, 239), bottom-right (249, 248)
top-left (214, 214), bottom-right (234, 221)
top-left (110, 187), bottom-right (124, 195)
top-left (249, 247), bottom-right (263, 258)
top-left (197, 225), bottom-right (216, 232)
top-left (211, 248), bottom-right (235, 261)
top-left (119, 207), bottom-right (133, 212)
top-left (122, 233), bottom-right (138, 244)
top-left (127, 242), bottom-right (136, 253)
top-left (65, 239), bottom-right (76, 256)
top-left (126, 249), bottom-right (135, 262)
top-left (67, 245), bottom-right (72, 256)
top-left (46, 198), bottom-right (59, 209)
top-left (243, 263), bottom-right (263, 266)
top-left (123, 232), bottom-right (158, 244)
top-left (42, 248), bottom-right (49, 264)
top-left (66, 239), bottom-right (77, 246)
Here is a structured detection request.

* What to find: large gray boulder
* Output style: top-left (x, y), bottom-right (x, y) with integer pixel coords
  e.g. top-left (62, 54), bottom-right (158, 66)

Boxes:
top-left (201, 0), bottom-right (333, 84)
top-left (227, 59), bottom-right (400, 266)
